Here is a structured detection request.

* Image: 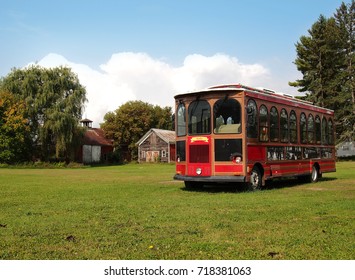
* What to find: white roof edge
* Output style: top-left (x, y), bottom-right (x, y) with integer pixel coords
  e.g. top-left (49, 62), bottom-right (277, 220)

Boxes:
top-left (175, 85), bottom-right (245, 97)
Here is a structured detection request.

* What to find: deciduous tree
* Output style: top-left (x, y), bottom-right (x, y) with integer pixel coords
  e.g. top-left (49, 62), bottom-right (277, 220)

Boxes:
top-left (0, 65), bottom-right (87, 161)
top-left (0, 91), bottom-right (30, 163)
top-left (101, 101), bottom-right (173, 161)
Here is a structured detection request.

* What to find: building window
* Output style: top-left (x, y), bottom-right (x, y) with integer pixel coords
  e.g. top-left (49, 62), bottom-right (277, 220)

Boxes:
top-left (259, 105), bottom-right (268, 142)
top-left (161, 150), bottom-right (166, 158)
top-left (141, 150), bottom-right (146, 159)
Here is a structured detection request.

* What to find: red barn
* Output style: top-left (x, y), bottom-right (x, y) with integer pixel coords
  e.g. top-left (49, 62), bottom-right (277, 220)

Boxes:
top-left (77, 119), bottom-right (114, 164)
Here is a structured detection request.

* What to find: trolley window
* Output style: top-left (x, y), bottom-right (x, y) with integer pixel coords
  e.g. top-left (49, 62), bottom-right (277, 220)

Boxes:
top-left (213, 98), bottom-right (241, 134)
top-left (188, 100), bottom-right (211, 135)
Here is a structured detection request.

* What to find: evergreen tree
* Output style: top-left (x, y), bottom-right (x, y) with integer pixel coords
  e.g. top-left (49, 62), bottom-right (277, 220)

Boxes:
top-left (290, 15), bottom-right (340, 108)
top-left (334, 1), bottom-right (355, 141)
top-left (290, 1), bottom-right (355, 142)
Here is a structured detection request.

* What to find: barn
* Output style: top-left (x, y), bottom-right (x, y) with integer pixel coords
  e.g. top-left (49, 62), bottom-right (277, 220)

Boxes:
top-left (77, 119), bottom-right (114, 164)
top-left (136, 128), bottom-right (176, 163)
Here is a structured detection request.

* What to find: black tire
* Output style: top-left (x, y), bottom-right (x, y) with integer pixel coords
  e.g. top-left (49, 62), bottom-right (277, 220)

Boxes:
top-left (310, 165), bottom-right (319, 183)
top-left (248, 166), bottom-right (262, 191)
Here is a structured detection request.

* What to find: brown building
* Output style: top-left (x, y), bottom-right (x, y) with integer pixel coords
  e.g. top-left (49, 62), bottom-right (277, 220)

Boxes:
top-left (136, 128), bottom-right (176, 163)
top-left (77, 119), bottom-right (114, 164)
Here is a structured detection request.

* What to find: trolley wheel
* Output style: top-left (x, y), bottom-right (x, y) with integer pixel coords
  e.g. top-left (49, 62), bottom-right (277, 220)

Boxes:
top-left (310, 165), bottom-right (320, 183)
top-left (248, 166), bottom-right (262, 191)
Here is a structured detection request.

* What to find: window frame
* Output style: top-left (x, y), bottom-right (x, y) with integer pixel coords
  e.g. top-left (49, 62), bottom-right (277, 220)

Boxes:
top-left (307, 114), bottom-right (315, 144)
top-left (315, 115), bottom-right (321, 144)
top-left (300, 112), bottom-right (307, 144)
top-left (289, 110), bottom-right (297, 144)
top-left (213, 98), bottom-right (242, 134)
top-left (247, 99), bottom-right (258, 138)
top-left (270, 106), bottom-right (279, 142)
top-left (259, 105), bottom-right (269, 142)
top-left (188, 99), bottom-right (211, 135)
top-left (176, 102), bottom-right (186, 137)
top-left (280, 108), bottom-right (289, 143)
top-left (328, 118), bottom-right (334, 145)
top-left (322, 117), bottom-right (328, 145)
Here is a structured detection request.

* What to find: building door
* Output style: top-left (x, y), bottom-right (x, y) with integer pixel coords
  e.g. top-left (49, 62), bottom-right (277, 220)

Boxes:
top-left (146, 151), bottom-right (159, 162)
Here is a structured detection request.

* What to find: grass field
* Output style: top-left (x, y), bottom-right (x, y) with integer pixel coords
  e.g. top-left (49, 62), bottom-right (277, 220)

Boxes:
top-left (0, 162), bottom-right (354, 260)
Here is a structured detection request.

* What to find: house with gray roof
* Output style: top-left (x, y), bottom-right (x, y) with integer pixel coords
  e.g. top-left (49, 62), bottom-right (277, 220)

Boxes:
top-left (136, 128), bottom-right (176, 163)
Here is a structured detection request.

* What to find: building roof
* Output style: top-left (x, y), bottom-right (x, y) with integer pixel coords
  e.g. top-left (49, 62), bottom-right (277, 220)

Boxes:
top-left (136, 128), bottom-right (175, 145)
top-left (83, 128), bottom-right (113, 146)
top-left (80, 118), bottom-right (93, 123)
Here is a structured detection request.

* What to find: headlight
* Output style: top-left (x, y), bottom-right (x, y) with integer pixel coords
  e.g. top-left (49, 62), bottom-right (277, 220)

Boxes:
top-left (235, 156), bottom-right (242, 163)
top-left (230, 153), bottom-right (242, 163)
top-left (196, 168), bottom-right (202, 175)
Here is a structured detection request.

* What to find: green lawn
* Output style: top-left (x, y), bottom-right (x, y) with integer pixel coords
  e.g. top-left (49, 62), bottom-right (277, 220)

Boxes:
top-left (0, 162), bottom-right (354, 260)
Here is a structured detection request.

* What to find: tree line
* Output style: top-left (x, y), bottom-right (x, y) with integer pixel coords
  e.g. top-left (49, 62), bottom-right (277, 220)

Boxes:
top-left (0, 66), bottom-right (173, 164)
top-left (290, 1), bottom-right (354, 142)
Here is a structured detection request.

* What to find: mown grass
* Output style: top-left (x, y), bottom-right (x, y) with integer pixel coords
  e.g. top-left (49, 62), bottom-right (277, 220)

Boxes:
top-left (0, 162), bottom-right (354, 260)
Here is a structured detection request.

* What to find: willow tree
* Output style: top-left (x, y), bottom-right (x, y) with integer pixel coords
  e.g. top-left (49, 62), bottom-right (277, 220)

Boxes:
top-left (0, 65), bottom-right (87, 161)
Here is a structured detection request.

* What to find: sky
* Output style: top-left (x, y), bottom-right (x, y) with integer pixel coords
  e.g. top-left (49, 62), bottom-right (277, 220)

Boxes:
top-left (0, 0), bottom-right (347, 126)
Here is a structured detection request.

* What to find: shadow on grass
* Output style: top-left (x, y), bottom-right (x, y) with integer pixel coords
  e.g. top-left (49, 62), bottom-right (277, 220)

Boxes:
top-left (181, 177), bottom-right (337, 193)
top-left (266, 176), bottom-right (337, 190)
top-left (181, 183), bottom-right (248, 194)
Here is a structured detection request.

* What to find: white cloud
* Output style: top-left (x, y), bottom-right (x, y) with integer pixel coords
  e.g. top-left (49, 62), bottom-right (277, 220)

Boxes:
top-left (34, 52), bottom-right (271, 127)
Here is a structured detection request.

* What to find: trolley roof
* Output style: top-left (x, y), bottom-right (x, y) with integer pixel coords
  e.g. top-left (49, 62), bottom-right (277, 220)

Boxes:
top-left (174, 83), bottom-right (334, 115)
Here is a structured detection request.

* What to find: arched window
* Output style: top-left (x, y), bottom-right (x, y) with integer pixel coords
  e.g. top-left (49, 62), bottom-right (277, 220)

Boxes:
top-left (289, 110), bottom-right (297, 143)
top-left (307, 114), bottom-right (315, 144)
top-left (213, 98), bottom-right (241, 134)
top-left (188, 100), bottom-right (211, 135)
top-left (270, 107), bottom-right (279, 142)
top-left (247, 99), bottom-right (258, 138)
top-left (322, 117), bottom-right (328, 145)
top-left (300, 113), bottom-right (307, 144)
top-left (328, 119), bottom-right (334, 145)
top-left (280, 109), bottom-right (288, 143)
top-left (259, 105), bottom-right (268, 142)
top-left (315, 116), bottom-right (321, 144)
top-left (176, 103), bottom-right (186, 136)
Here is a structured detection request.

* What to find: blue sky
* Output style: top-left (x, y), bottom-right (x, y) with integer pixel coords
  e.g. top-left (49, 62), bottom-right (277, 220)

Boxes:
top-left (0, 0), bottom-right (347, 125)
